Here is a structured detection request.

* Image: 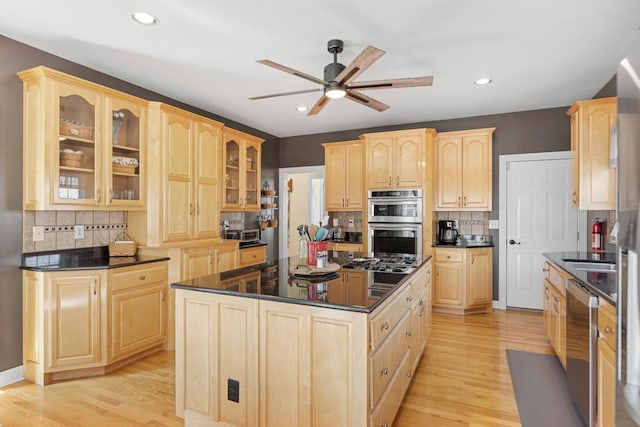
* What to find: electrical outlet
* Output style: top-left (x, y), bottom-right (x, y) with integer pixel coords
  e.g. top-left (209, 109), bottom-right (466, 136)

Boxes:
top-left (228, 378), bottom-right (239, 403)
top-left (348, 218), bottom-right (355, 227)
top-left (33, 226), bottom-right (45, 242)
top-left (488, 220), bottom-right (499, 230)
top-left (74, 225), bottom-right (84, 239)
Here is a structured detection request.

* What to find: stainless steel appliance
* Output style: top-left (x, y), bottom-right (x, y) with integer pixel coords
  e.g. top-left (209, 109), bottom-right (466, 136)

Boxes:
top-left (367, 189), bottom-right (422, 223)
top-left (367, 222), bottom-right (423, 260)
top-left (225, 228), bottom-right (261, 247)
top-left (566, 279), bottom-right (598, 427)
top-left (616, 40), bottom-right (640, 426)
top-left (437, 220), bottom-right (459, 244)
top-left (341, 255), bottom-right (418, 274)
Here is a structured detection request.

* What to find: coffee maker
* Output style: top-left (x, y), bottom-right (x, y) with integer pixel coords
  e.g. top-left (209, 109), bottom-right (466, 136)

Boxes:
top-left (438, 220), bottom-right (459, 244)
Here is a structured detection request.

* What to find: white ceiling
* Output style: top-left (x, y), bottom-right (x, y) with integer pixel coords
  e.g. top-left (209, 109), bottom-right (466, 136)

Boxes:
top-left (2, 1), bottom-right (640, 137)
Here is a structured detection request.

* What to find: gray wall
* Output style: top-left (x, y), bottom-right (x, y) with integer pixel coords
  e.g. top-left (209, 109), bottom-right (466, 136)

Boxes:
top-left (0, 35), bottom-right (277, 372)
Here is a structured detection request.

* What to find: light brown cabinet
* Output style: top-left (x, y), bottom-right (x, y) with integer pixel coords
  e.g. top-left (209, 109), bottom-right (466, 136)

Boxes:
top-left (432, 247), bottom-right (493, 315)
top-left (129, 103), bottom-right (223, 247)
top-left (181, 241), bottom-right (239, 279)
top-left (597, 298), bottom-right (616, 427)
top-left (567, 97), bottom-right (617, 210)
top-left (326, 270), bottom-right (368, 306)
top-left (108, 263), bottom-right (168, 362)
top-left (323, 140), bottom-right (364, 210)
top-left (19, 66), bottom-right (147, 211)
top-left (22, 261), bottom-right (168, 385)
top-left (435, 128), bottom-right (494, 211)
top-left (363, 129), bottom-right (435, 189)
top-left (542, 260), bottom-right (568, 367)
top-left (222, 128), bottom-right (264, 211)
top-left (174, 260), bottom-right (432, 427)
top-left (239, 245), bottom-right (267, 268)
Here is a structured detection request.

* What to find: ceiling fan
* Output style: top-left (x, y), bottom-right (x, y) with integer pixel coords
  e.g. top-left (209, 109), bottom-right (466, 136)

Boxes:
top-left (249, 39), bottom-right (434, 116)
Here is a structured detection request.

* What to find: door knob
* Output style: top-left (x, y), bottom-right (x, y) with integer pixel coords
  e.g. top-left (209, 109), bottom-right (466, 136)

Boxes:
top-left (508, 239), bottom-right (521, 245)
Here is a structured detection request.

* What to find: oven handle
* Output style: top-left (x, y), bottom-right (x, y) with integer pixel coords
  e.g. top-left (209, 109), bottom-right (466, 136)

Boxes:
top-left (566, 279), bottom-right (598, 308)
top-left (367, 198), bottom-right (421, 205)
top-left (368, 223), bottom-right (422, 231)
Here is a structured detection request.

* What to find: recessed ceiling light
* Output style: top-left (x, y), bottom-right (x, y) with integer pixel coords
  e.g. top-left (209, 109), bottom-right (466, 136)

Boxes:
top-left (295, 105), bottom-right (308, 112)
top-left (475, 78), bottom-right (492, 86)
top-left (132, 11), bottom-right (159, 26)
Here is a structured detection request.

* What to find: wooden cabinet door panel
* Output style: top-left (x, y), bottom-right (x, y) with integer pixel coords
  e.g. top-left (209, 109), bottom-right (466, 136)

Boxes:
top-left (395, 135), bottom-right (423, 188)
top-left (582, 102), bottom-right (616, 209)
top-left (183, 249), bottom-right (213, 280)
top-left (193, 122), bottom-right (220, 239)
top-left (597, 338), bottom-right (616, 427)
top-left (111, 283), bottom-right (166, 361)
top-left (164, 112), bottom-right (193, 242)
top-left (215, 242), bottom-right (239, 273)
top-left (345, 143), bottom-right (364, 209)
top-left (325, 145), bottom-right (347, 210)
top-left (46, 273), bottom-right (102, 369)
top-left (467, 248), bottom-right (492, 307)
top-left (433, 263), bottom-right (463, 306)
top-left (462, 134), bottom-right (491, 209)
top-left (367, 137), bottom-right (394, 188)
top-left (436, 136), bottom-right (463, 209)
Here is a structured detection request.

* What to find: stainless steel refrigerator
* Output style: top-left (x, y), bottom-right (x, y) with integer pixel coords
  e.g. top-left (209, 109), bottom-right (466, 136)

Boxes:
top-left (617, 39), bottom-right (640, 426)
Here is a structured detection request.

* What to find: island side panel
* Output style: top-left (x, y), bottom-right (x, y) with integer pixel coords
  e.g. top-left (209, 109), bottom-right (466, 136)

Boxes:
top-left (259, 299), bottom-right (368, 427)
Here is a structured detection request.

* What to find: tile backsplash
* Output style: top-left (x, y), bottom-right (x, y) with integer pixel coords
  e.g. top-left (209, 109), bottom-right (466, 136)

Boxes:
top-left (436, 211), bottom-right (490, 235)
top-left (23, 210), bottom-right (128, 253)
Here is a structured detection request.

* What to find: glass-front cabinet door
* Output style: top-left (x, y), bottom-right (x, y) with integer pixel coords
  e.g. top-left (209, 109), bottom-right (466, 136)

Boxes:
top-left (55, 83), bottom-right (100, 206)
top-left (223, 138), bottom-right (241, 209)
top-left (107, 95), bottom-right (145, 208)
top-left (243, 142), bottom-right (260, 209)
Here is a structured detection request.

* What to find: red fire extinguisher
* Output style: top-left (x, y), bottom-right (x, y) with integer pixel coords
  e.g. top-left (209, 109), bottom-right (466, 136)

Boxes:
top-left (592, 219), bottom-right (603, 252)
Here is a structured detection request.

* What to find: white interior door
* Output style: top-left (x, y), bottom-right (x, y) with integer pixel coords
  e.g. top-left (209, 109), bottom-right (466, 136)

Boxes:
top-left (506, 157), bottom-right (578, 309)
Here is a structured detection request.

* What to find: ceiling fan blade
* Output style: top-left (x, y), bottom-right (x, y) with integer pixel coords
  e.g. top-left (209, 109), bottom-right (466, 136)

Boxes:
top-left (256, 59), bottom-right (327, 86)
top-left (307, 95), bottom-right (331, 116)
top-left (345, 90), bottom-right (390, 112)
top-left (249, 88), bottom-right (322, 100)
top-left (348, 76), bottom-right (434, 90)
top-left (336, 46), bottom-right (385, 86)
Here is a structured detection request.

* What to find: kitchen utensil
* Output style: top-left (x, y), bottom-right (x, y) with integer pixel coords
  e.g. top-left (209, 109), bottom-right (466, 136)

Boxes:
top-left (315, 227), bottom-right (327, 241)
top-left (322, 215), bottom-right (330, 228)
top-left (309, 224), bottom-right (319, 241)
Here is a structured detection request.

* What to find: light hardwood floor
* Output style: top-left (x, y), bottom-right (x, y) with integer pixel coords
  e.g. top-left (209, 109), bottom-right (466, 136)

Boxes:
top-left (0, 309), bottom-right (553, 426)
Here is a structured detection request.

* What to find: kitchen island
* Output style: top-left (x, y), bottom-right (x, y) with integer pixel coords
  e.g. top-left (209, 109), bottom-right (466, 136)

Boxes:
top-left (171, 252), bottom-right (432, 427)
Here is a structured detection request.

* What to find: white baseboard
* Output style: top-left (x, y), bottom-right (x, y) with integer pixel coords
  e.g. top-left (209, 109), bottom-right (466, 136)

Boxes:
top-left (0, 365), bottom-right (24, 388)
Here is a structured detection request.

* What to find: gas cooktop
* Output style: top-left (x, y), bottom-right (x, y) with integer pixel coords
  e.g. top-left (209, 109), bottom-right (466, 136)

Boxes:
top-left (341, 255), bottom-right (417, 274)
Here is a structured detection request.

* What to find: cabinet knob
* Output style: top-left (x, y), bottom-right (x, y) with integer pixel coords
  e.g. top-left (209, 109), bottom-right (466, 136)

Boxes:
top-left (604, 326), bottom-right (614, 334)
top-left (388, 176), bottom-right (392, 185)
top-left (139, 275), bottom-right (146, 280)
top-left (342, 198), bottom-right (345, 207)
top-left (406, 372), bottom-right (412, 378)
top-left (345, 198), bottom-right (349, 206)
top-left (463, 195), bottom-right (467, 206)
top-left (196, 204), bottom-right (200, 215)
top-left (96, 188), bottom-right (102, 203)
top-left (380, 367), bottom-right (388, 375)
top-left (458, 196), bottom-right (461, 207)
top-left (381, 422), bottom-right (389, 427)
top-left (109, 189), bottom-right (113, 203)
top-left (406, 331), bottom-right (412, 337)
top-left (396, 176), bottom-right (399, 185)
top-left (542, 268), bottom-right (549, 273)
top-left (161, 288), bottom-right (166, 302)
top-left (406, 296), bottom-right (413, 303)
top-left (189, 204), bottom-right (194, 215)
top-left (381, 322), bottom-right (389, 331)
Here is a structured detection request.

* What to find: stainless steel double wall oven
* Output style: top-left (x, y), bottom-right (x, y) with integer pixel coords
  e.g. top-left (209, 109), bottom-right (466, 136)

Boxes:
top-left (367, 189), bottom-right (422, 260)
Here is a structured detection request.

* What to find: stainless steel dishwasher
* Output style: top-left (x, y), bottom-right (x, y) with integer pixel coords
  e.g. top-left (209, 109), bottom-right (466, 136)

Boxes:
top-left (566, 278), bottom-right (598, 427)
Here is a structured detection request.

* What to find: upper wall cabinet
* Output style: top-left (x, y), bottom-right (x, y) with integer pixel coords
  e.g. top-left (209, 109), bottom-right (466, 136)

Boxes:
top-left (363, 129), bottom-right (435, 190)
top-left (222, 128), bottom-right (264, 212)
top-left (128, 103), bottom-right (224, 247)
top-left (434, 128), bottom-right (495, 211)
top-left (566, 97), bottom-right (617, 210)
top-left (323, 140), bottom-right (364, 211)
top-left (19, 66), bottom-right (146, 210)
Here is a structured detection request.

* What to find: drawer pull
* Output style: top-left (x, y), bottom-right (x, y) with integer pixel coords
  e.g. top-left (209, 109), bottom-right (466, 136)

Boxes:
top-left (406, 331), bottom-right (412, 337)
top-left (380, 367), bottom-right (388, 375)
top-left (381, 322), bottom-right (389, 331)
top-left (406, 372), bottom-right (412, 378)
top-left (406, 296), bottom-right (413, 303)
top-left (542, 268), bottom-right (549, 273)
top-left (381, 422), bottom-right (389, 427)
top-left (604, 326), bottom-right (614, 334)
top-left (139, 275), bottom-right (146, 280)
top-left (161, 288), bottom-right (166, 302)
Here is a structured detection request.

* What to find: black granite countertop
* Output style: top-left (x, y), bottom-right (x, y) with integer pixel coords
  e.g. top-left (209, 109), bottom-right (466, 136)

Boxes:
top-left (172, 251), bottom-right (432, 313)
top-left (543, 251), bottom-right (617, 305)
top-left (432, 243), bottom-right (495, 248)
top-left (20, 246), bottom-right (170, 271)
top-left (239, 241), bottom-right (268, 249)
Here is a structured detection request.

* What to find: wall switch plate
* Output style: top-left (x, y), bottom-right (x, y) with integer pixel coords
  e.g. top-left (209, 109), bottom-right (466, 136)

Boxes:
top-left (74, 225), bottom-right (84, 239)
top-left (33, 226), bottom-right (44, 242)
top-left (333, 218), bottom-right (339, 227)
top-left (489, 220), bottom-right (499, 230)
top-left (228, 378), bottom-right (239, 403)
top-left (348, 219), bottom-right (355, 227)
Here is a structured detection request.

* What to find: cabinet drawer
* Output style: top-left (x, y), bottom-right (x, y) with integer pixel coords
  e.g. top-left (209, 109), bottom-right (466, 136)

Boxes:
top-left (370, 312), bottom-right (410, 408)
top-left (328, 242), bottom-right (363, 252)
top-left (598, 299), bottom-right (616, 349)
top-left (435, 250), bottom-right (463, 263)
top-left (370, 350), bottom-right (411, 427)
top-left (239, 245), bottom-right (266, 267)
top-left (544, 261), bottom-right (568, 297)
top-left (109, 262), bottom-right (167, 292)
top-left (370, 285), bottom-right (411, 350)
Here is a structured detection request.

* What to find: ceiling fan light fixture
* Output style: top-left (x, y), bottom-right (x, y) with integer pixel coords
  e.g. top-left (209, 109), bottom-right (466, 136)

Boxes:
top-left (295, 105), bottom-right (308, 112)
top-left (132, 11), bottom-right (159, 26)
top-left (325, 82), bottom-right (346, 99)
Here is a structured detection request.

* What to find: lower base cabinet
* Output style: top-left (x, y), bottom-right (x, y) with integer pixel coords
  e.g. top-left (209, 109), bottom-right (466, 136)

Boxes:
top-left (542, 260), bottom-right (568, 367)
top-left (174, 260), bottom-right (432, 427)
top-left (597, 299), bottom-right (616, 427)
top-left (432, 247), bottom-right (492, 314)
top-left (22, 261), bottom-right (168, 385)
